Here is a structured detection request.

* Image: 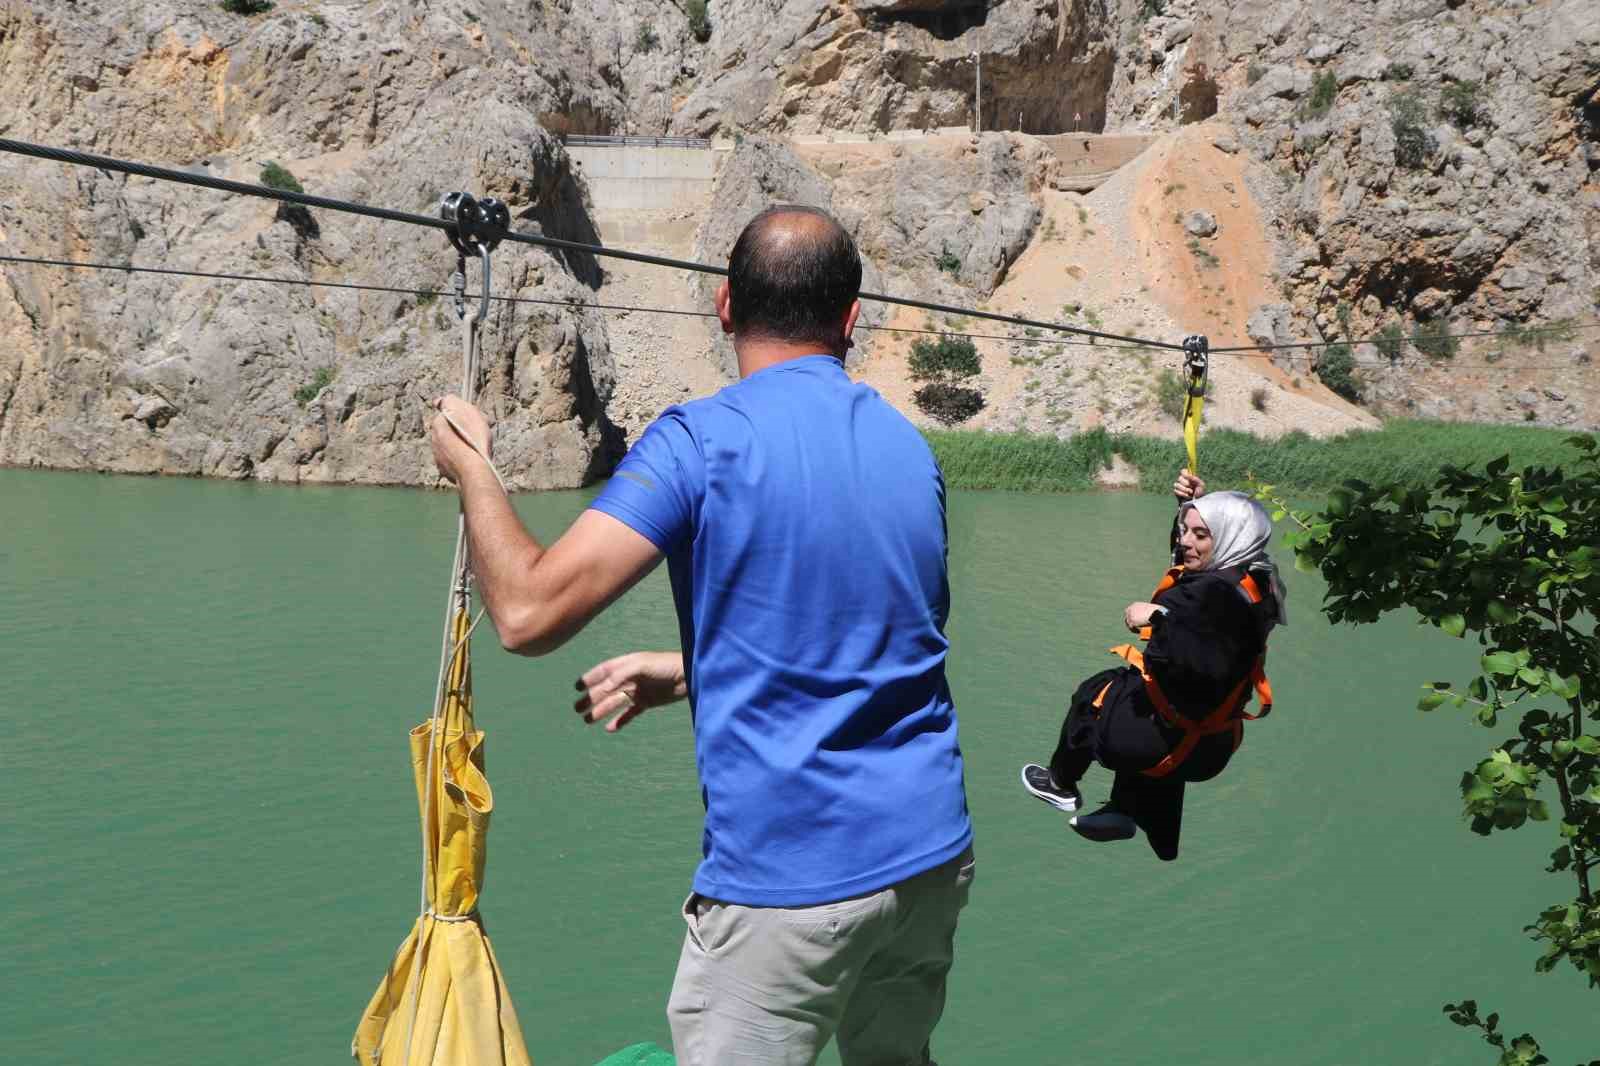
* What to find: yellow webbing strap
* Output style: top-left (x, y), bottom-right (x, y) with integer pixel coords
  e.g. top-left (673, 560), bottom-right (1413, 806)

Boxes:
top-left (1179, 334), bottom-right (1209, 476)
top-left (1182, 392), bottom-right (1203, 476)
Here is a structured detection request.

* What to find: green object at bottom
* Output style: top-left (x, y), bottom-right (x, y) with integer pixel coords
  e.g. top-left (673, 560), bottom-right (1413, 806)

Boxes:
top-left (593, 1043), bottom-right (674, 1066)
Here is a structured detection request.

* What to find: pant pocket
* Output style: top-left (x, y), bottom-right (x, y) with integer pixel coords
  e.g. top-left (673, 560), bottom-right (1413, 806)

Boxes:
top-left (681, 891), bottom-right (707, 953)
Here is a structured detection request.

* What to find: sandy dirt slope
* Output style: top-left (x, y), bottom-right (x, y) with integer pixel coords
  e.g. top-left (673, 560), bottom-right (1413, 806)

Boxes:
top-left (850, 123), bottom-right (1375, 443)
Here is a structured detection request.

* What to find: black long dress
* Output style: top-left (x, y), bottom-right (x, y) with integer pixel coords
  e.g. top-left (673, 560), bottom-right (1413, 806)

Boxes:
top-left (1048, 565), bottom-right (1273, 861)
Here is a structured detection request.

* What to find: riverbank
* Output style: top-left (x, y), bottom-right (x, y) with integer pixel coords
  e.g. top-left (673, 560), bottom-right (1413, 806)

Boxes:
top-left (926, 419), bottom-right (1593, 494)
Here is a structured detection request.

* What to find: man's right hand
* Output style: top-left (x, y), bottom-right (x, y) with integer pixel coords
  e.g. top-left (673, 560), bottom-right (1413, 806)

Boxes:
top-left (1173, 469), bottom-right (1206, 502)
top-left (574, 651), bottom-right (688, 733)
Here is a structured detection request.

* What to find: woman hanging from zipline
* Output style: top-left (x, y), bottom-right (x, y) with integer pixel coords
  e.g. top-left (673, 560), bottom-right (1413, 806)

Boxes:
top-left (1019, 469), bottom-right (1288, 861)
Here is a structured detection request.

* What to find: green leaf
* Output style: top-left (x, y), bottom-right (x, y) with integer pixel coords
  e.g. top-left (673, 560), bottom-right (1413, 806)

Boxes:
top-left (1439, 613), bottom-right (1466, 637)
top-left (1485, 599), bottom-right (1519, 624)
top-left (1419, 690), bottom-right (1448, 712)
top-left (1516, 666), bottom-right (1544, 687)
top-left (1574, 736), bottom-right (1600, 756)
top-left (1294, 552), bottom-right (1318, 574)
top-left (1483, 651), bottom-right (1520, 676)
top-left (1549, 674), bottom-right (1582, 700)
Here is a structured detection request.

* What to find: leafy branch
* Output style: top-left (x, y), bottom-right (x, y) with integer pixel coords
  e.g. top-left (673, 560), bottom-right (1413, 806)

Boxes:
top-left (1261, 436), bottom-right (1600, 1062)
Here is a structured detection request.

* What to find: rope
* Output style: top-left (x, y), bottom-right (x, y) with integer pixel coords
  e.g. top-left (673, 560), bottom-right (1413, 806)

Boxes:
top-left (400, 247), bottom-right (498, 1066)
top-left (0, 136), bottom-right (1182, 349)
top-left (3, 252), bottom-right (1593, 367)
top-left (433, 402), bottom-right (509, 493)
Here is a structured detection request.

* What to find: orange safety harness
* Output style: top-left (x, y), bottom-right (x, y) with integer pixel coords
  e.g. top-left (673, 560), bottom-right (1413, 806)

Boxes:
top-left (1093, 566), bottom-right (1275, 779)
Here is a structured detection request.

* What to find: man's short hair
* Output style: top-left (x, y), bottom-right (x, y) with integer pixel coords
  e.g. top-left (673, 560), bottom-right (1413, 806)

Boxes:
top-left (727, 206), bottom-right (862, 348)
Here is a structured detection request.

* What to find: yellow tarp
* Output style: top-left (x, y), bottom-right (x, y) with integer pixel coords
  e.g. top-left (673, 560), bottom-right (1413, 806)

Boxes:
top-left (353, 608), bottom-right (532, 1066)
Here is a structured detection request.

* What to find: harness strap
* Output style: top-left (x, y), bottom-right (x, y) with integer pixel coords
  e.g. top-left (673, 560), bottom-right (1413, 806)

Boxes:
top-left (1109, 642), bottom-right (1263, 779)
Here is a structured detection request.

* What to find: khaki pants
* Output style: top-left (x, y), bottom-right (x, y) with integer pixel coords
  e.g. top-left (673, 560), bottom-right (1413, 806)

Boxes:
top-left (667, 849), bottom-right (975, 1066)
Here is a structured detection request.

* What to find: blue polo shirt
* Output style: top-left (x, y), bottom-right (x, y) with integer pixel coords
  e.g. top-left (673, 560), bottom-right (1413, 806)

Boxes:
top-left (589, 355), bottom-right (972, 906)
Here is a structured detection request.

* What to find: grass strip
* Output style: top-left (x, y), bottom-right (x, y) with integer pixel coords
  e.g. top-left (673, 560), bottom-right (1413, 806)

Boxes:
top-left (926, 420), bottom-right (1592, 494)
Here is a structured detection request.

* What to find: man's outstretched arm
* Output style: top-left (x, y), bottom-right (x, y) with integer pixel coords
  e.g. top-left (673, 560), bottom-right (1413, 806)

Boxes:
top-left (432, 396), bottom-right (663, 656)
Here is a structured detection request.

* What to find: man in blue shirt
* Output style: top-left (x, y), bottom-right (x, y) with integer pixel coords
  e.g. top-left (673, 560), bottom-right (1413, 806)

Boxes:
top-left (431, 206), bottom-right (973, 1065)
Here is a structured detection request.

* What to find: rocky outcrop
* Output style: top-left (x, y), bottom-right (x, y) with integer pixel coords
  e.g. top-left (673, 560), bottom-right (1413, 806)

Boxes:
top-left (592, 0), bottom-right (1117, 138)
top-left (1105, 0), bottom-right (1599, 420)
top-left (0, 1), bottom-right (618, 487)
top-left (689, 133), bottom-right (1044, 375)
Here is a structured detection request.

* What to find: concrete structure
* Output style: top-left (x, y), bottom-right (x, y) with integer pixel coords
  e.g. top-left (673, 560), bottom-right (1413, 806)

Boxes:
top-left (1038, 133), bottom-right (1159, 174)
top-left (566, 144), bottom-right (723, 212)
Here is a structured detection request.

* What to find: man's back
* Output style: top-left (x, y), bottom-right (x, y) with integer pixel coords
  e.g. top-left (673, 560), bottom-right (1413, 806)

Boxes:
top-left (592, 355), bottom-right (972, 906)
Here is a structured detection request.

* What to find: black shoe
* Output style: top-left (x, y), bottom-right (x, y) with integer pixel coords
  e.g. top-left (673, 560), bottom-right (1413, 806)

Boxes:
top-left (1069, 804), bottom-right (1137, 843)
top-left (1020, 764), bottom-right (1081, 812)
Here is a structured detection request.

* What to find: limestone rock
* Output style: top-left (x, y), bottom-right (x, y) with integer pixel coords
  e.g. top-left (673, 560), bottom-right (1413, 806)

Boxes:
top-left (1184, 211), bottom-right (1218, 237)
top-left (0, 3), bottom-right (619, 488)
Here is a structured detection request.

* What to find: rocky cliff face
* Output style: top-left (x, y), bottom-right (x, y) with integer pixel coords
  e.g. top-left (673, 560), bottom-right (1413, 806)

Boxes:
top-left (1, 0), bottom-right (1596, 487)
top-left (1107, 0), bottom-right (1599, 423)
top-left (0, 0), bottom-right (618, 487)
top-left (688, 132), bottom-right (1047, 375)
top-left (569, 0), bottom-right (1120, 136)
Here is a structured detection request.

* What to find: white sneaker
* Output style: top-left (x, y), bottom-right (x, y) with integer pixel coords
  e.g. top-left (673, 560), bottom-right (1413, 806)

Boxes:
top-left (1020, 764), bottom-right (1081, 812)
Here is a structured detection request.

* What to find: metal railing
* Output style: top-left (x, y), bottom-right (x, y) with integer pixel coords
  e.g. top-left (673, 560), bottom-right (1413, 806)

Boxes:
top-left (562, 134), bottom-right (713, 150)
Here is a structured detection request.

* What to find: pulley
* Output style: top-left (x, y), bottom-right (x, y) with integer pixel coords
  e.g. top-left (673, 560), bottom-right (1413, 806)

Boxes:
top-left (439, 192), bottom-right (510, 256)
top-left (1182, 334), bottom-right (1209, 396)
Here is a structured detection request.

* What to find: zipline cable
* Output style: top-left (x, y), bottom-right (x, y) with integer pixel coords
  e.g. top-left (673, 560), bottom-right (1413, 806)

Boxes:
top-left (4, 253), bottom-right (1591, 369)
top-left (1211, 321), bottom-right (1599, 354)
top-left (0, 137), bottom-right (1183, 351)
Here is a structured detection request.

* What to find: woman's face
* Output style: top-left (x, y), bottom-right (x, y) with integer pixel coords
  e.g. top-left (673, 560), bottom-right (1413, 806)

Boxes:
top-left (1179, 508), bottom-right (1214, 569)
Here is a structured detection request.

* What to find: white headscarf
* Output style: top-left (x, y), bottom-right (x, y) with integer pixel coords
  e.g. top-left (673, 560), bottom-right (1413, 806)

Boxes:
top-left (1180, 490), bottom-right (1289, 626)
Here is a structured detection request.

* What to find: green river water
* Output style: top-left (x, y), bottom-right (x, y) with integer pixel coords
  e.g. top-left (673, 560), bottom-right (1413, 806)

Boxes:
top-left (1, 468), bottom-right (1591, 1065)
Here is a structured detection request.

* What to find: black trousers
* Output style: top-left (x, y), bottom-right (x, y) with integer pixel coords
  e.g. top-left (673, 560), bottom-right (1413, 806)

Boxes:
top-left (1048, 667), bottom-right (1234, 862)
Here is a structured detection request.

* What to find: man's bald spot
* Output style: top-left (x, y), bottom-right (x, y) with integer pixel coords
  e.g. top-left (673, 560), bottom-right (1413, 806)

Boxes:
top-left (743, 207), bottom-right (847, 259)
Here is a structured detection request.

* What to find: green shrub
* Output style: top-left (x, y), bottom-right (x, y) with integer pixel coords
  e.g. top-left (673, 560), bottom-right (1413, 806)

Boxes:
top-left (1303, 71), bottom-right (1338, 118)
top-left (1186, 238), bottom-right (1219, 269)
top-left (220, 0), bottom-right (273, 13)
top-left (259, 161), bottom-right (304, 194)
top-left (934, 242), bottom-right (961, 275)
top-left (910, 335), bottom-right (982, 425)
top-left (1250, 387), bottom-right (1269, 413)
top-left (1138, 0), bottom-right (1166, 22)
top-left (1334, 301), bottom-right (1354, 338)
top-left (1383, 61), bottom-right (1413, 81)
top-left (1439, 80), bottom-right (1484, 129)
top-left (1504, 317), bottom-right (1578, 352)
top-left (1389, 91), bottom-right (1434, 168)
top-left (908, 335), bottom-right (980, 383)
top-left (686, 0), bottom-right (711, 41)
top-left (1316, 342), bottom-right (1361, 402)
top-left (913, 383), bottom-right (986, 426)
top-left (1154, 367), bottom-right (1200, 421)
top-left (1413, 318), bottom-right (1459, 359)
top-left (1375, 320), bottom-right (1406, 362)
top-left (634, 22), bottom-right (659, 52)
top-left (294, 366), bottom-right (336, 406)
